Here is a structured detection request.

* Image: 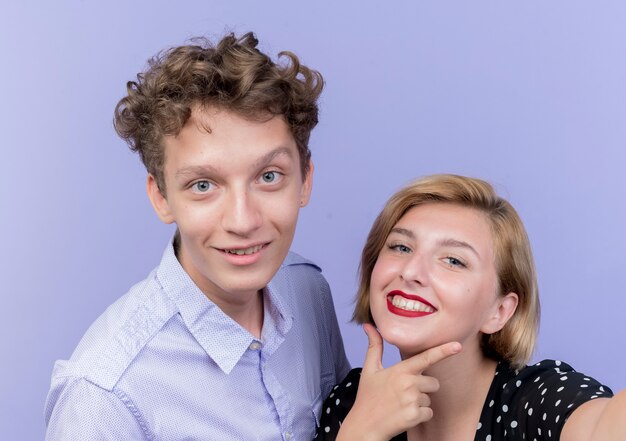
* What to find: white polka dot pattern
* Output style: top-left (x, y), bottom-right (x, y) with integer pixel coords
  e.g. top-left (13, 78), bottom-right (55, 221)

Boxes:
top-left (315, 360), bottom-right (613, 440)
top-left (475, 360), bottom-right (612, 440)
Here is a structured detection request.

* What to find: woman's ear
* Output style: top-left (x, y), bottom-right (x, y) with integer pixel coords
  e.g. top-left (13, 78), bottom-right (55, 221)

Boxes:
top-left (481, 292), bottom-right (519, 334)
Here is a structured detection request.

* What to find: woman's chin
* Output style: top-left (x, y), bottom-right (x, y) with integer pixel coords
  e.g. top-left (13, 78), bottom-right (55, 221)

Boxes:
top-left (379, 329), bottom-right (429, 357)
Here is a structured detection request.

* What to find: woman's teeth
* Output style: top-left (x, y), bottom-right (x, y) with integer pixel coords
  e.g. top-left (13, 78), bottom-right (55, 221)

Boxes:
top-left (390, 295), bottom-right (435, 313)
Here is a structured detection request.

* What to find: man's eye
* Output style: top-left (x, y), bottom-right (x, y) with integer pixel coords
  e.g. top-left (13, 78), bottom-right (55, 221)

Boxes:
top-left (260, 171), bottom-right (282, 184)
top-left (191, 180), bottom-right (214, 193)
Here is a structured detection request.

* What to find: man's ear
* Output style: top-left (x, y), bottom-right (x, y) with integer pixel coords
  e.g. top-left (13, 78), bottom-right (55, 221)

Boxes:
top-left (481, 292), bottom-right (519, 335)
top-left (146, 174), bottom-right (175, 224)
top-left (299, 160), bottom-right (314, 207)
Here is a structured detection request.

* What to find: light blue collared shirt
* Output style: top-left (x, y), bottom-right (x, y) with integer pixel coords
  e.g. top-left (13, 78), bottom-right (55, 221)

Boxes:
top-left (44, 240), bottom-right (350, 440)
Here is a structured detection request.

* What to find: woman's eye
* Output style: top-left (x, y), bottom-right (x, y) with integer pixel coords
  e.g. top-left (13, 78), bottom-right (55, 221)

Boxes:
top-left (191, 180), bottom-right (214, 193)
top-left (260, 171), bottom-right (282, 184)
top-left (443, 257), bottom-right (466, 268)
top-left (389, 244), bottom-right (412, 254)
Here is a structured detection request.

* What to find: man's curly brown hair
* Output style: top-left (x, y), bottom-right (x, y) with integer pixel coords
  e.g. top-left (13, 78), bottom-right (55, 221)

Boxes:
top-left (114, 32), bottom-right (323, 194)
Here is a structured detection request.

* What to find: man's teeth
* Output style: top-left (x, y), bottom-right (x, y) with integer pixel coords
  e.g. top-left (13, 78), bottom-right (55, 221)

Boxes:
top-left (390, 295), bottom-right (435, 313)
top-left (225, 245), bottom-right (263, 255)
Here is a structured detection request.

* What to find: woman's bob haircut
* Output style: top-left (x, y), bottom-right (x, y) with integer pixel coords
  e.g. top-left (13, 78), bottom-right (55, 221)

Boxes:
top-left (352, 174), bottom-right (539, 369)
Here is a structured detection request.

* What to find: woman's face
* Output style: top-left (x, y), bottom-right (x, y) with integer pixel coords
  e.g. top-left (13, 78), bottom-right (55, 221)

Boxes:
top-left (369, 202), bottom-right (515, 358)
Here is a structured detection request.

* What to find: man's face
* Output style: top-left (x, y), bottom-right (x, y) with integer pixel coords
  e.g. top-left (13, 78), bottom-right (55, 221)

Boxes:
top-left (148, 107), bottom-right (313, 310)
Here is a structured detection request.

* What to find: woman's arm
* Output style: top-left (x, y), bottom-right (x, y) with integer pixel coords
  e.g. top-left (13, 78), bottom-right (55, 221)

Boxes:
top-left (561, 389), bottom-right (626, 441)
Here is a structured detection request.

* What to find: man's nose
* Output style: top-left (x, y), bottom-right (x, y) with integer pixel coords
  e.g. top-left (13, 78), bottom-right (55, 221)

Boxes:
top-left (221, 188), bottom-right (262, 237)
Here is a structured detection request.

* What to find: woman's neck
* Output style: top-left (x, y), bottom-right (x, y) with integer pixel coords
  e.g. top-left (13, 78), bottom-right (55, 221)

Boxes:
top-left (404, 348), bottom-right (498, 441)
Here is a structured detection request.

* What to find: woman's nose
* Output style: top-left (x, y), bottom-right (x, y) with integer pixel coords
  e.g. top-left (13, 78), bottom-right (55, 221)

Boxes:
top-left (399, 253), bottom-right (429, 286)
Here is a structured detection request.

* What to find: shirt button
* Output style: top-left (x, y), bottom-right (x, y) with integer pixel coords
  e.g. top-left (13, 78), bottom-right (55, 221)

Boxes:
top-left (284, 431), bottom-right (293, 440)
top-left (249, 342), bottom-right (261, 350)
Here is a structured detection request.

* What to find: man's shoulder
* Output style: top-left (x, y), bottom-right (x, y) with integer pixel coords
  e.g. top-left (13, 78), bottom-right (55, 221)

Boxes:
top-left (269, 252), bottom-right (335, 320)
top-left (51, 270), bottom-right (179, 391)
top-left (275, 251), bottom-right (329, 294)
top-left (281, 250), bottom-right (322, 272)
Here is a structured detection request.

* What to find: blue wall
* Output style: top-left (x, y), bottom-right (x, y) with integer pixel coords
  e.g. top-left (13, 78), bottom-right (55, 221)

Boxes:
top-left (2, 1), bottom-right (625, 438)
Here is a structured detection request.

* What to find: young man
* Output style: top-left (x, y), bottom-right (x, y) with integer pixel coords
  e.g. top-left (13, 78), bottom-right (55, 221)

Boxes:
top-left (44, 32), bottom-right (349, 440)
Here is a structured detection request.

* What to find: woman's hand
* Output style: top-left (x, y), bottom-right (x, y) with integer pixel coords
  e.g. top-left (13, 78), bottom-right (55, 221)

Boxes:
top-left (336, 324), bottom-right (461, 441)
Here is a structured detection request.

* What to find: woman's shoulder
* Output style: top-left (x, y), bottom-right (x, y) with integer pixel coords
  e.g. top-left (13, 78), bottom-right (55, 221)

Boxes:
top-left (325, 368), bottom-right (363, 404)
top-left (512, 359), bottom-right (612, 394)
top-left (493, 359), bottom-right (613, 402)
top-left (478, 359), bottom-right (613, 440)
top-left (340, 367), bottom-right (363, 383)
top-left (316, 368), bottom-right (363, 440)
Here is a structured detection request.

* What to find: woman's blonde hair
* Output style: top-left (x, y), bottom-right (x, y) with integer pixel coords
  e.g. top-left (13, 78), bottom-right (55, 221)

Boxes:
top-left (353, 174), bottom-right (539, 369)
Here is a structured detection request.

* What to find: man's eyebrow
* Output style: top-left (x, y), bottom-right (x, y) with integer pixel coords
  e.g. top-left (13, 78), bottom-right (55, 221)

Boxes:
top-left (174, 146), bottom-right (295, 180)
top-left (174, 164), bottom-right (220, 180)
top-left (252, 146), bottom-right (295, 169)
top-left (389, 228), bottom-right (480, 258)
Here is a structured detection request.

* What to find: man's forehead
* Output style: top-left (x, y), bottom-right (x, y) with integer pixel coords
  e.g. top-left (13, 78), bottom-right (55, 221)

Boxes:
top-left (160, 105), bottom-right (300, 177)
top-left (187, 104), bottom-right (281, 132)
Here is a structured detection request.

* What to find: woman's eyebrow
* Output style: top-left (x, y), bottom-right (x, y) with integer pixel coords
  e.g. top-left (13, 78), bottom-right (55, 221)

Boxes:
top-left (389, 227), bottom-right (414, 239)
top-left (389, 228), bottom-right (480, 258)
top-left (437, 238), bottom-right (480, 258)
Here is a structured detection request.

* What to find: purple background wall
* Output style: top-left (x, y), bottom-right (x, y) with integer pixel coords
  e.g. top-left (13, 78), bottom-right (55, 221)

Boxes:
top-left (2, 1), bottom-right (625, 438)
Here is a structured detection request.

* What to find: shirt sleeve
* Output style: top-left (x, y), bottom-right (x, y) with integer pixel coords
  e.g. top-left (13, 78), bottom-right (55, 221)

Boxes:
top-left (321, 279), bottom-right (351, 382)
top-left (45, 376), bottom-right (148, 440)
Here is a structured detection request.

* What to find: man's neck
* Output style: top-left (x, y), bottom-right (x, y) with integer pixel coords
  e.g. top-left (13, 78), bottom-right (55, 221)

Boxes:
top-left (234, 291), bottom-right (264, 339)
top-left (174, 237), bottom-right (265, 338)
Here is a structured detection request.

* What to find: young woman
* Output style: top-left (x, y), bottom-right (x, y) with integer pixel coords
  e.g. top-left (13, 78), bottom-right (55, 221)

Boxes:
top-left (316, 174), bottom-right (625, 441)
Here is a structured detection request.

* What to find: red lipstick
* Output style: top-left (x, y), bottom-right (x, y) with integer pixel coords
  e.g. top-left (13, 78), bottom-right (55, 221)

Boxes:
top-left (386, 290), bottom-right (436, 318)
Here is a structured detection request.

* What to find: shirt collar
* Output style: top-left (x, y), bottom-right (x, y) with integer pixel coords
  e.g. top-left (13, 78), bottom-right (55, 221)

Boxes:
top-left (155, 239), bottom-right (292, 374)
top-left (259, 281), bottom-right (293, 356)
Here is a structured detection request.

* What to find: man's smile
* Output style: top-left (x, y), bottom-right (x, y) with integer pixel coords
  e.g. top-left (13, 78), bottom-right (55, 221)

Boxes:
top-left (219, 243), bottom-right (268, 255)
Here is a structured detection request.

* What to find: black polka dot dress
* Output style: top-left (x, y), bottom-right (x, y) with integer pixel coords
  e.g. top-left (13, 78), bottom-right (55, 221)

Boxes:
top-left (315, 360), bottom-right (613, 440)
